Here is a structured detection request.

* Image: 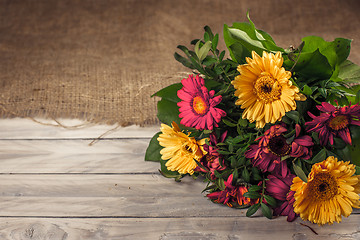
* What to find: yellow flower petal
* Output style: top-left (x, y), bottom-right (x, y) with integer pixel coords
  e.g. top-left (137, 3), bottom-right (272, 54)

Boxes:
top-left (232, 51), bottom-right (305, 128)
top-left (157, 122), bottom-right (206, 175)
top-left (291, 156), bottom-right (360, 225)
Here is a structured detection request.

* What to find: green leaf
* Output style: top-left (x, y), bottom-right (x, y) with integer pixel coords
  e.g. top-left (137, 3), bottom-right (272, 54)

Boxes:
top-left (174, 52), bottom-right (194, 68)
top-left (157, 99), bottom-right (181, 125)
top-left (159, 159), bottom-right (181, 179)
top-left (227, 27), bottom-right (265, 51)
top-left (319, 88), bottom-right (327, 98)
top-left (292, 162), bottom-right (308, 183)
top-left (299, 36), bottom-right (351, 68)
top-left (204, 79), bottom-right (222, 90)
top-left (356, 166), bottom-right (360, 175)
top-left (224, 16), bottom-right (283, 56)
top-left (232, 169), bottom-right (238, 185)
top-left (194, 40), bottom-right (201, 58)
top-left (248, 185), bottom-right (262, 192)
top-left (217, 150), bottom-right (232, 155)
top-left (219, 50), bottom-right (225, 61)
top-left (144, 132), bottom-right (162, 162)
top-left (243, 191), bottom-right (261, 199)
top-left (296, 97), bottom-right (314, 118)
top-left (228, 143), bottom-right (234, 153)
top-left (204, 32), bottom-right (210, 42)
top-left (302, 85), bottom-right (313, 95)
top-left (204, 25), bottom-right (214, 40)
top-left (337, 60), bottom-right (360, 84)
top-left (285, 111), bottom-right (299, 122)
top-left (216, 177), bottom-right (226, 191)
top-left (201, 184), bottom-right (217, 193)
top-left (263, 195), bottom-right (277, 207)
top-left (311, 148), bottom-right (327, 164)
top-left (202, 56), bottom-right (217, 66)
top-left (223, 20), bottom-right (283, 63)
top-left (238, 118), bottom-right (248, 127)
top-left (356, 90), bottom-right (360, 104)
top-left (230, 156), bottom-right (237, 168)
top-left (246, 203), bottom-right (260, 217)
top-left (152, 83), bottom-right (182, 102)
top-left (222, 118), bottom-right (237, 127)
top-left (198, 41), bottom-right (212, 62)
top-left (212, 33), bottom-right (219, 51)
top-left (261, 203), bottom-right (273, 219)
top-left (228, 42), bottom-right (250, 64)
top-left (348, 126), bottom-right (360, 166)
top-left (242, 168), bottom-right (250, 182)
top-left (284, 49), bottom-right (333, 79)
top-left (251, 167), bottom-right (262, 181)
top-left (333, 137), bottom-right (346, 149)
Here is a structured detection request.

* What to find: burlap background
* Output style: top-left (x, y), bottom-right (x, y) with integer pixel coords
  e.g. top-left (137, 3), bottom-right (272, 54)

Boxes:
top-left (0, 0), bottom-right (359, 126)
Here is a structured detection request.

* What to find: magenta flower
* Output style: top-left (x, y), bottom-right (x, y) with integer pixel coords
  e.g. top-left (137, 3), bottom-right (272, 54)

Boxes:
top-left (195, 131), bottom-right (227, 180)
top-left (177, 75), bottom-right (226, 130)
top-left (245, 125), bottom-right (313, 177)
top-left (266, 173), bottom-right (298, 222)
top-left (207, 174), bottom-right (259, 207)
top-left (306, 102), bottom-right (360, 146)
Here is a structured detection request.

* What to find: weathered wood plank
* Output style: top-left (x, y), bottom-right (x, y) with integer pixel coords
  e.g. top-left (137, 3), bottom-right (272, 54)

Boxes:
top-left (0, 217), bottom-right (359, 240)
top-left (0, 174), bottom-right (248, 217)
top-left (0, 174), bottom-right (205, 198)
top-left (0, 118), bottom-right (159, 139)
top-left (0, 174), bottom-right (358, 217)
top-left (0, 139), bottom-right (157, 173)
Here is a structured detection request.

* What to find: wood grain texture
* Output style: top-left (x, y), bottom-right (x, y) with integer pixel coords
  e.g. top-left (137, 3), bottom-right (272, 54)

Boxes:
top-left (0, 118), bottom-right (359, 239)
top-left (0, 173), bottom-right (358, 217)
top-left (0, 174), bottom-right (247, 217)
top-left (0, 217), bottom-right (359, 240)
top-left (0, 118), bottom-right (159, 139)
top-left (0, 139), bottom-right (157, 173)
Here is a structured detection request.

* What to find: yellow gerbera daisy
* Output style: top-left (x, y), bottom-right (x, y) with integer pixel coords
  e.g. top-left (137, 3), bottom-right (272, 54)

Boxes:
top-left (291, 156), bottom-right (360, 225)
top-left (157, 122), bottom-right (207, 175)
top-left (231, 51), bottom-right (306, 128)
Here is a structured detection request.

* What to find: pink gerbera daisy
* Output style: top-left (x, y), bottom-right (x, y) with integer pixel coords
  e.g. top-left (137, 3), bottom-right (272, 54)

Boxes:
top-left (245, 124), bottom-right (313, 177)
top-left (177, 75), bottom-right (226, 130)
top-left (305, 102), bottom-right (360, 146)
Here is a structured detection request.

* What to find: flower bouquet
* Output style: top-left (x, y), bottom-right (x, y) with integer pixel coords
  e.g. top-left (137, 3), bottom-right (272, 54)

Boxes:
top-left (145, 14), bottom-right (360, 225)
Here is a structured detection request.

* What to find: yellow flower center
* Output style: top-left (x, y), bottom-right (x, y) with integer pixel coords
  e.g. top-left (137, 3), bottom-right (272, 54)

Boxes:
top-left (192, 96), bottom-right (208, 115)
top-left (308, 172), bottom-right (338, 201)
top-left (328, 115), bottom-right (349, 131)
top-left (254, 73), bottom-right (281, 103)
top-left (268, 135), bottom-right (291, 157)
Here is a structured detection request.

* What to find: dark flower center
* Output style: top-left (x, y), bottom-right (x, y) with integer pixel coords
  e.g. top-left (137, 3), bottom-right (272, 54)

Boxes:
top-left (268, 135), bottom-right (291, 157)
top-left (184, 144), bottom-right (193, 153)
top-left (309, 172), bottom-right (338, 201)
top-left (318, 183), bottom-right (328, 192)
top-left (328, 115), bottom-right (349, 131)
top-left (254, 74), bottom-right (281, 103)
top-left (262, 84), bottom-right (272, 93)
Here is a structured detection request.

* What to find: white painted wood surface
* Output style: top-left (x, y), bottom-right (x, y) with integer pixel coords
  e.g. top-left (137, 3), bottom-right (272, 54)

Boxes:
top-left (0, 118), bottom-right (359, 240)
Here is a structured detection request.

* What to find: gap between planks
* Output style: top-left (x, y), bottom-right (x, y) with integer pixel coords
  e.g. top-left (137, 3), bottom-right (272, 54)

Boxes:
top-left (0, 118), bottom-right (159, 139)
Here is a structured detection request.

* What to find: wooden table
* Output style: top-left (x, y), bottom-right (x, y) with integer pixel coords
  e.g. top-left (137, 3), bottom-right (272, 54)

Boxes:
top-left (0, 118), bottom-right (359, 239)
